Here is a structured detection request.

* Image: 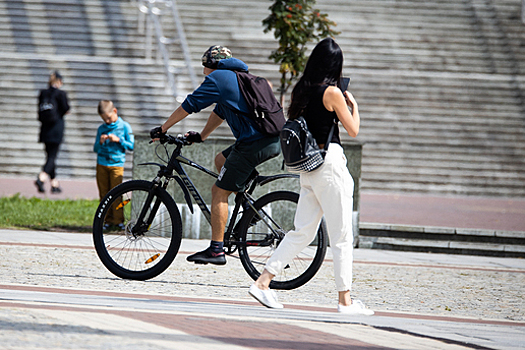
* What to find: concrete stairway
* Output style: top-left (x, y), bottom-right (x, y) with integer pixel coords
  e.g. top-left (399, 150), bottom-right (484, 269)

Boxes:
top-left (0, 0), bottom-right (183, 179)
top-left (0, 0), bottom-right (524, 200)
top-left (171, 0), bottom-right (525, 197)
top-left (314, 0), bottom-right (525, 197)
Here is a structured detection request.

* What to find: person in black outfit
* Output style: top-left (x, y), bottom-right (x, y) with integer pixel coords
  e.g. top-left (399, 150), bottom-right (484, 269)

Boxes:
top-left (35, 71), bottom-right (70, 193)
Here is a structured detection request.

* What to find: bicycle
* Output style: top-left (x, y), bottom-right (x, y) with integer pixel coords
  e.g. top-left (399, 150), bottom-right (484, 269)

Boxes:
top-left (92, 134), bottom-right (327, 290)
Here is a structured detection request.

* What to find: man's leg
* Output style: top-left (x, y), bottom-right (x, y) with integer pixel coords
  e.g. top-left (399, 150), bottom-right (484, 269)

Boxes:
top-left (185, 184), bottom-right (230, 265)
top-left (186, 151), bottom-right (231, 265)
top-left (210, 184), bottom-right (232, 242)
top-left (210, 150), bottom-right (230, 243)
top-left (214, 152), bottom-right (226, 172)
top-left (187, 147), bottom-right (244, 265)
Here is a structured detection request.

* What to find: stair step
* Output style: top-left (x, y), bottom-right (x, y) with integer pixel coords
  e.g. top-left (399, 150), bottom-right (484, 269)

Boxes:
top-left (358, 223), bottom-right (525, 257)
top-left (0, 0), bottom-right (524, 201)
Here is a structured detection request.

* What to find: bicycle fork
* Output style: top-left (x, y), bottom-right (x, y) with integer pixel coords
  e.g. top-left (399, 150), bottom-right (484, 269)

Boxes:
top-left (131, 178), bottom-right (169, 236)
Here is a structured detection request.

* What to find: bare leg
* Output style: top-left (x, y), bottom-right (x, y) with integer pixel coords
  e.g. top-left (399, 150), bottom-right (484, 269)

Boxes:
top-left (211, 184), bottom-right (232, 242)
top-left (211, 151), bottom-right (233, 242)
top-left (254, 269), bottom-right (275, 290)
top-left (38, 171), bottom-right (49, 182)
top-left (186, 182), bottom-right (231, 265)
top-left (338, 290), bottom-right (352, 306)
top-left (215, 152), bottom-right (226, 172)
top-left (249, 268), bottom-right (283, 308)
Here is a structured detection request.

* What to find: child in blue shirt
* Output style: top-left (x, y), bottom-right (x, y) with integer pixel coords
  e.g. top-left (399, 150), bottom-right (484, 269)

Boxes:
top-left (94, 100), bottom-right (134, 229)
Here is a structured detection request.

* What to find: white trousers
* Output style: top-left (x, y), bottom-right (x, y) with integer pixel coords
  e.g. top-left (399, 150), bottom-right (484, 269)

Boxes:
top-left (265, 143), bottom-right (355, 291)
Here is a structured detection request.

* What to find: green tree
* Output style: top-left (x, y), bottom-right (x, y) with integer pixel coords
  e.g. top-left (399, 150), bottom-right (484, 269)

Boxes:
top-left (263, 0), bottom-right (339, 105)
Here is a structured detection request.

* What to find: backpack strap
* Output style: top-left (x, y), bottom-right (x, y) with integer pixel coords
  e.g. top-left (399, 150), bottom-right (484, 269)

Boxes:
top-left (323, 120), bottom-right (337, 151)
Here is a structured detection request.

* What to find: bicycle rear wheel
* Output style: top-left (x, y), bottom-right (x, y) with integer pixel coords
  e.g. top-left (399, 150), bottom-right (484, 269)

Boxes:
top-left (238, 191), bottom-right (327, 290)
top-left (93, 180), bottom-right (182, 280)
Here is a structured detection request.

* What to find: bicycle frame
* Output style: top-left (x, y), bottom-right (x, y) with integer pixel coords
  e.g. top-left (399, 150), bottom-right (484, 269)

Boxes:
top-left (92, 135), bottom-right (327, 288)
top-left (138, 139), bottom-right (297, 250)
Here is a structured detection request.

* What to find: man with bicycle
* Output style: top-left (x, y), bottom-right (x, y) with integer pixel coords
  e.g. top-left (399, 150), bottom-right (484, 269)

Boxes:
top-left (150, 45), bottom-right (281, 265)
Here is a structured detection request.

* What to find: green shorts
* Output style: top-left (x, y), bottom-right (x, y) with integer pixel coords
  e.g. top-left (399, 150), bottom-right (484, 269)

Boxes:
top-left (216, 136), bottom-right (280, 192)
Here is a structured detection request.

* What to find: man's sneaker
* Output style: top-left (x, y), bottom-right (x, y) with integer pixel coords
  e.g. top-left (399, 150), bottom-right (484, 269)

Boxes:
top-left (103, 223), bottom-right (111, 231)
top-left (51, 186), bottom-right (62, 194)
top-left (249, 284), bottom-right (283, 309)
top-left (116, 223), bottom-right (126, 230)
top-left (337, 300), bottom-right (374, 315)
top-left (34, 179), bottom-right (45, 193)
top-left (186, 247), bottom-right (226, 265)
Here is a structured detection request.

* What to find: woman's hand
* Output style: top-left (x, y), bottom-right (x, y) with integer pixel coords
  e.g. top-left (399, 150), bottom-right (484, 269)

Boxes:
top-left (344, 91), bottom-right (358, 114)
top-left (324, 86), bottom-right (360, 138)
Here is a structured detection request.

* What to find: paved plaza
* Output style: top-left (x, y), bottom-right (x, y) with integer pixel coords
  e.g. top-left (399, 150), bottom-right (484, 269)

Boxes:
top-left (0, 229), bottom-right (523, 350)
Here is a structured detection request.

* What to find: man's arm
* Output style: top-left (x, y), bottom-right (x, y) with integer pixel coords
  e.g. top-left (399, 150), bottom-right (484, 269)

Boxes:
top-left (200, 112), bottom-right (224, 141)
top-left (161, 105), bottom-right (191, 133)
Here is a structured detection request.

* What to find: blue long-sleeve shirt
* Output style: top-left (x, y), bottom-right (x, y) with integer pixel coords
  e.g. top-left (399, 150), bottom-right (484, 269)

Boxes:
top-left (181, 58), bottom-right (263, 142)
top-left (93, 117), bottom-right (134, 167)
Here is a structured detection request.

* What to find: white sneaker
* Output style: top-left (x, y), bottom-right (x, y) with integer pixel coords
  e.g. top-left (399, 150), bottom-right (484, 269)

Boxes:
top-left (249, 284), bottom-right (283, 309)
top-left (338, 300), bottom-right (374, 315)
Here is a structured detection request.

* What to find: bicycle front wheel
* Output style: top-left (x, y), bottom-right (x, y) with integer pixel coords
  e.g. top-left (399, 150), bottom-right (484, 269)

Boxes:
top-left (93, 180), bottom-right (182, 281)
top-left (238, 191), bottom-right (327, 290)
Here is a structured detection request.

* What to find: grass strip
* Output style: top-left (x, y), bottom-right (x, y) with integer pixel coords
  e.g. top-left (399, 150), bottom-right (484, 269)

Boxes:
top-left (0, 194), bottom-right (99, 232)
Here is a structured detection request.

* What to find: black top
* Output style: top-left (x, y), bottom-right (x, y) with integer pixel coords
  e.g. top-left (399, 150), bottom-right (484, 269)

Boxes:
top-left (38, 87), bottom-right (70, 144)
top-left (302, 85), bottom-right (340, 146)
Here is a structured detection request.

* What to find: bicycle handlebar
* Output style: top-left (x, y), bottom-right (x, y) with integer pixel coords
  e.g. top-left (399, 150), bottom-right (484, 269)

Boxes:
top-left (151, 134), bottom-right (192, 146)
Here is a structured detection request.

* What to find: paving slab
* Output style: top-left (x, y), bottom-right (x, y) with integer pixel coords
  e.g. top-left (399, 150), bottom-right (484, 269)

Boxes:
top-left (0, 229), bottom-right (524, 349)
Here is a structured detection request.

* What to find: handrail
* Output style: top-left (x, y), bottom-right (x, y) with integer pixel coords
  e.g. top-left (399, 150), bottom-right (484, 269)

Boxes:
top-left (138, 0), bottom-right (198, 99)
top-left (149, 2), bottom-right (178, 97)
top-left (166, 0), bottom-right (198, 89)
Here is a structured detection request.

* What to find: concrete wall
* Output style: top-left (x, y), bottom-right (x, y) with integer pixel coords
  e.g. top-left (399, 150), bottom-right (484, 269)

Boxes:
top-left (132, 134), bottom-right (362, 242)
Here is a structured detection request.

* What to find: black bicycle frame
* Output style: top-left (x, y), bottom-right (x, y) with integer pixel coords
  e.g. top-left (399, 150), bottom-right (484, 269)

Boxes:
top-left (138, 140), bottom-right (298, 244)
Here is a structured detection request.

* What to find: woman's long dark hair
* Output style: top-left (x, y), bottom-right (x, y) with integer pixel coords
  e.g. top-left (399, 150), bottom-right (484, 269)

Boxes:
top-left (287, 37), bottom-right (343, 120)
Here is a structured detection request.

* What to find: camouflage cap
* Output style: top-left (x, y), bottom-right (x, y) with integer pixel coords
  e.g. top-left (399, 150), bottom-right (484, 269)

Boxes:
top-left (202, 45), bottom-right (232, 69)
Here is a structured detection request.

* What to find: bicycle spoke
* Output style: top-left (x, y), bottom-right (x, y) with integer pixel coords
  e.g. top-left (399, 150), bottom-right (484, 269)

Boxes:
top-left (238, 191), bottom-right (327, 290)
top-left (93, 180), bottom-right (182, 280)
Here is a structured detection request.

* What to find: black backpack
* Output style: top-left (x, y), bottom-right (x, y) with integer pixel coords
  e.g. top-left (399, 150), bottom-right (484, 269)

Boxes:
top-left (38, 89), bottom-right (60, 124)
top-left (280, 117), bottom-right (336, 173)
top-left (235, 71), bottom-right (285, 136)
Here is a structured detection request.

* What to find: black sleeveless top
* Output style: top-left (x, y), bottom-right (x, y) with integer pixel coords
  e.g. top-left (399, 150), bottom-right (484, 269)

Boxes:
top-left (302, 85), bottom-right (340, 146)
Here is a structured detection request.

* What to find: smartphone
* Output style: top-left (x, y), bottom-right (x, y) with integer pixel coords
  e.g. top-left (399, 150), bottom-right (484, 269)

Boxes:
top-left (340, 77), bottom-right (350, 92)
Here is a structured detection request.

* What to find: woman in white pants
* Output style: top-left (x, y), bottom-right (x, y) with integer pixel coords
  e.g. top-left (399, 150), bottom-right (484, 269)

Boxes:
top-left (249, 38), bottom-right (373, 315)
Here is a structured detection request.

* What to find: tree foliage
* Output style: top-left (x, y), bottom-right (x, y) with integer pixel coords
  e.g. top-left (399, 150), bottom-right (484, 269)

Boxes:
top-left (263, 0), bottom-right (339, 103)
